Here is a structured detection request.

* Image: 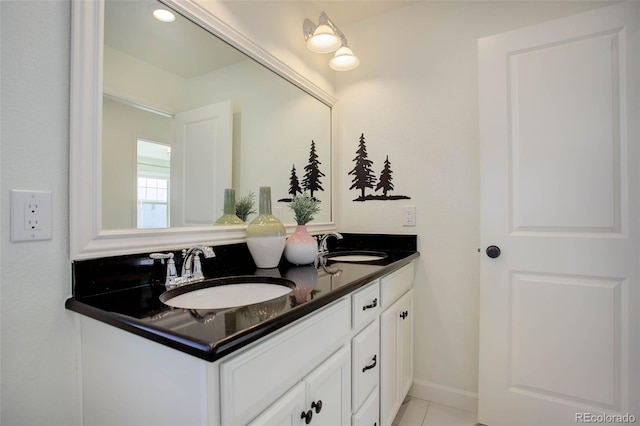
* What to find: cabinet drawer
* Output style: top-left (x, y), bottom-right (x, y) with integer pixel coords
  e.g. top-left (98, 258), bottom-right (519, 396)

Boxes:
top-left (351, 319), bottom-right (379, 411)
top-left (352, 388), bottom-right (379, 426)
top-left (380, 263), bottom-right (414, 309)
top-left (352, 280), bottom-right (380, 330)
top-left (220, 297), bottom-right (351, 426)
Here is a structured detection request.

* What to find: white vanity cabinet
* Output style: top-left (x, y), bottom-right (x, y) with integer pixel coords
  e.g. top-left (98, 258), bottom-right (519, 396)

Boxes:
top-left (249, 346), bottom-right (350, 426)
top-left (221, 298), bottom-right (351, 425)
top-left (379, 264), bottom-right (415, 426)
top-left (77, 260), bottom-right (416, 426)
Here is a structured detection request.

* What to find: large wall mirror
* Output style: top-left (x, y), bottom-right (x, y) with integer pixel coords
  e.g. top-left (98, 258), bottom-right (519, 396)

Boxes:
top-left (70, 0), bottom-right (337, 259)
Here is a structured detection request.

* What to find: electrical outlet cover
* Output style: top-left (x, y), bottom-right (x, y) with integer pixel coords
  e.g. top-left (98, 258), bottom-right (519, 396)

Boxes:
top-left (10, 190), bottom-right (52, 242)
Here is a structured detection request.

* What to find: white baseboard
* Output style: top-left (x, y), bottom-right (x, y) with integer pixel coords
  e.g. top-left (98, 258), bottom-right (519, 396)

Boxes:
top-left (409, 379), bottom-right (478, 413)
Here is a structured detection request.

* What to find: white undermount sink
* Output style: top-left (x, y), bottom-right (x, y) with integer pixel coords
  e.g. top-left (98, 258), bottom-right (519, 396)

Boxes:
top-left (321, 251), bottom-right (388, 262)
top-left (160, 276), bottom-right (294, 310)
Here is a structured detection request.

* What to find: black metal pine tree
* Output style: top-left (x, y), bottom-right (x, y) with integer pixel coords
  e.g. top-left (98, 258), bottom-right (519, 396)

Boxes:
top-left (375, 155), bottom-right (394, 197)
top-left (288, 164), bottom-right (302, 197)
top-left (348, 133), bottom-right (376, 199)
top-left (302, 140), bottom-right (325, 199)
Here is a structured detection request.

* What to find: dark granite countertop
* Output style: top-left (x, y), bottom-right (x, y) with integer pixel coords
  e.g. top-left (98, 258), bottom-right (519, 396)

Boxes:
top-left (66, 233), bottom-right (419, 362)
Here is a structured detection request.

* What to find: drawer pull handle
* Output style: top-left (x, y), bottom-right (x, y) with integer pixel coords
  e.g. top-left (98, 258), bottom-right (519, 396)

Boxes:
top-left (301, 410), bottom-right (313, 424)
top-left (362, 298), bottom-right (378, 311)
top-left (400, 310), bottom-right (409, 320)
top-left (312, 400), bottom-right (323, 414)
top-left (362, 355), bottom-right (377, 372)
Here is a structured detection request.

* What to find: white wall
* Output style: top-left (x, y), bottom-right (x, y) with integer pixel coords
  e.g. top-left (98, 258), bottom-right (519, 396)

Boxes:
top-left (336, 0), bottom-right (613, 410)
top-left (0, 0), bottom-right (326, 424)
top-left (0, 1), bottom-right (81, 425)
top-left (1, 0), bottom-right (615, 422)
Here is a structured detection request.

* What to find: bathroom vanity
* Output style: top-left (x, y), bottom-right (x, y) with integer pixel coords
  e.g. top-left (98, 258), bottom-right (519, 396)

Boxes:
top-left (66, 1), bottom-right (419, 424)
top-left (66, 233), bottom-right (418, 425)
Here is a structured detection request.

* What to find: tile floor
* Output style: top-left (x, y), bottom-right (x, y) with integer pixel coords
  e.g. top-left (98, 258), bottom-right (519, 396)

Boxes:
top-left (392, 396), bottom-right (478, 426)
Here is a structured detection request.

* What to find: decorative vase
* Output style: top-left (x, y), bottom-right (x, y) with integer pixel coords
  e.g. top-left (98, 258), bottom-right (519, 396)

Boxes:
top-left (246, 187), bottom-right (286, 268)
top-left (214, 188), bottom-right (244, 225)
top-left (284, 225), bottom-right (318, 265)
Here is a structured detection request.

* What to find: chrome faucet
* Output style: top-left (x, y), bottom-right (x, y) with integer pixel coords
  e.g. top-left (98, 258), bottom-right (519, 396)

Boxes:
top-left (181, 245), bottom-right (216, 283)
top-left (150, 245), bottom-right (215, 289)
top-left (318, 232), bottom-right (343, 255)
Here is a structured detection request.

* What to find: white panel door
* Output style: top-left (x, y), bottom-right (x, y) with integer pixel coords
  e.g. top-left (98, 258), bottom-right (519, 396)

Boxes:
top-left (479, 3), bottom-right (639, 425)
top-left (171, 101), bottom-right (232, 226)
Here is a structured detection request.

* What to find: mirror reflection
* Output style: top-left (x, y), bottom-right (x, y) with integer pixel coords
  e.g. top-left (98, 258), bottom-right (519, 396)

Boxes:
top-left (102, 0), bottom-right (332, 230)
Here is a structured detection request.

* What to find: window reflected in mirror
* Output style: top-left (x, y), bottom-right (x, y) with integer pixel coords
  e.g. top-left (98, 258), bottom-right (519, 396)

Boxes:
top-left (137, 140), bottom-right (171, 229)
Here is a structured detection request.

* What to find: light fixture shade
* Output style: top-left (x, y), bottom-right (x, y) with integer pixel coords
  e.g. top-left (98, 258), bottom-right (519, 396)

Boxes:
top-left (153, 8), bottom-right (176, 23)
top-left (306, 24), bottom-right (341, 53)
top-left (329, 46), bottom-right (360, 71)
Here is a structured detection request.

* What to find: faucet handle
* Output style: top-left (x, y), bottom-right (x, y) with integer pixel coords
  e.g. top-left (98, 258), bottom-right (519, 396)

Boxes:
top-left (149, 252), bottom-right (178, 289)
top-left (191, 255), bottom-right (204, 281)
top-left (149, 252), bottom-right (173, 260)
top-left (200, 246), bottom-right (216, 259)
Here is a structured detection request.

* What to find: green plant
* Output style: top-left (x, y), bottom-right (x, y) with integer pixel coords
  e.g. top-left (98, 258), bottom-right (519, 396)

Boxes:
top-left (288, 193), bottom-right (320, 225)
top-left (235, 191), bottom-right (256, 222)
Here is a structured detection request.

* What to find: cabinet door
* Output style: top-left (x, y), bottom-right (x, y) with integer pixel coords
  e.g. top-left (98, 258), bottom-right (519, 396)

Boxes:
top-left (304, 346), bottom-right (351, 426)
top-left (248, 382), bottom-right (306, 426)
top-left (397, 290), bottom-right (414, 399)
top-left (380, 289), bottom-right (414, 426)
top-left (220, 298), bottom-right (351, 425)
top-left (352, 319), bottom-right (380, 411)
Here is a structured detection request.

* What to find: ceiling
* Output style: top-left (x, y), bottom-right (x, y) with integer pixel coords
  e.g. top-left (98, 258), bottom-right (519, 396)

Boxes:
top-left (103, 0), bottom-right (417, 79)
top-left (310, 1), bottom-right (418, 25)
top-left (104, 0), bottom-right (247, 78)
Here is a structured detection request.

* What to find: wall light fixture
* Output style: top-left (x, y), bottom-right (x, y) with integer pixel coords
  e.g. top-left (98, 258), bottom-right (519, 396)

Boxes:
top-left (303, 12), bottom-right (359, 71)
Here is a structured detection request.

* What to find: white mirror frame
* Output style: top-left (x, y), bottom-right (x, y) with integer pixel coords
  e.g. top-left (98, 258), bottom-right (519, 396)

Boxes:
top-left (70, 0), bottom-right (339, 260)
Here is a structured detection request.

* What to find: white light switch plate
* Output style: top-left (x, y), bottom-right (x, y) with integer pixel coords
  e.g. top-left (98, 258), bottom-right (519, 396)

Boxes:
top-left (402, 205), bottom-right (416, 227)
top-left (10, 190), bottom-right (52, 242)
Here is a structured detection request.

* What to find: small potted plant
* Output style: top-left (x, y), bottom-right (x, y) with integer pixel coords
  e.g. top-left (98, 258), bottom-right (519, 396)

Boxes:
top-left (235, 191), bottom-right (256, 222)
top-left (284, 193), bottom-right (320, 265)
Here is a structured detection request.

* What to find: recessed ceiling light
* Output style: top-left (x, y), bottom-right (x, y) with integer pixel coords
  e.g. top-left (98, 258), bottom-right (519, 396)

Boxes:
top-left (153, 8), bottom-right (175, 23)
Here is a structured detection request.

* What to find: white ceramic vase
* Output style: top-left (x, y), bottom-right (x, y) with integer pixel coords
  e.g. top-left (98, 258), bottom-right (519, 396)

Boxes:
top-left (246, 187), bottom-right (286, 268)
top-left (284, 225), bottom-right (318, 265)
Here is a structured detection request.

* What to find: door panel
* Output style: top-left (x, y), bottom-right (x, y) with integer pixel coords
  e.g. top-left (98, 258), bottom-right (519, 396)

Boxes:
top-left (479, 2), bottom-right (639, 425)
top-left (509, 32), bottom-right (621, 234)
top-left (510, 272), bottom-right (622, 407)
top-left (171, 101), bottom-right (232, 226)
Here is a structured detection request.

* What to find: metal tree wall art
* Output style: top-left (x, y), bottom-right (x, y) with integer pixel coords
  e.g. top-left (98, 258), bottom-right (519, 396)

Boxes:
top-left (288, 165), bottom-right (302, 198)
top-left (349, 133), bottom-right (377, 199)
top-left (349, 133), bottom-right (411, 201)
top-left (302, 140), bottom-right (325, 199)
top-left (376, 155), bottom-right (394, 197)
top-left (279, 140), bottom-right (325, 202)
